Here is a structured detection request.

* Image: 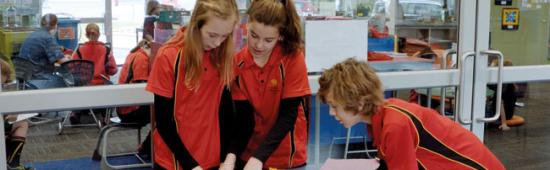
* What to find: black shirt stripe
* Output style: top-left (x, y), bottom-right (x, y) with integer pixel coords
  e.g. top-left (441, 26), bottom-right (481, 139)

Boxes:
top-left (289, 129), bottom-right (296, 168)
top-left (386, 105), bottom-right (486, 170)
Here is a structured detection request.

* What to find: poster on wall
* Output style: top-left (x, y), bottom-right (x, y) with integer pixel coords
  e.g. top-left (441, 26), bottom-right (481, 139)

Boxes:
top-left (502, 8), bottom-right (520, 30)
top-left (57, 27), bottom-right (75, 40)
top-left (495, 0), bottom-right (512, 6)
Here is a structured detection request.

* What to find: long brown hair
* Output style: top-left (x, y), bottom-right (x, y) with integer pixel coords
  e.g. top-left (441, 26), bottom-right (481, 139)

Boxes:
top-left (183, 0), bottom-right (238, 88)
top-left (247, 0), bottom-right (303, 56)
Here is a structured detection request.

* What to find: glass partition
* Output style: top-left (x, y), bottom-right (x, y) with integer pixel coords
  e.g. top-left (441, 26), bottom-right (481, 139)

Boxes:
top-left (112, 0), bottom-right (145, 64)
top-left (305, 0), bottom-right (459, 68)
top-left (42, 0), bottom-right (105, 18)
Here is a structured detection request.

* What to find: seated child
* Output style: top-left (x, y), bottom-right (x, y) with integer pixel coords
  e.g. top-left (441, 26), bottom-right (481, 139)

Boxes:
top-left (1, 59), bottom-right (34, 170)
top-left (69, 23), bottom-right (118, 124)
top-left (487, 59), bottom-right (523, 131)
top-left (116, 39), bottom-right (153, 156)
top-left (72, 23), bottom-right (117, 85)
top-left (317, 58), bottom-right (505, 169)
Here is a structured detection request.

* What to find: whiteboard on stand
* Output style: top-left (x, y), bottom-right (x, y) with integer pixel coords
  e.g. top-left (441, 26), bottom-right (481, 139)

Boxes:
top-left (305, 20), bottom-right (368, 73)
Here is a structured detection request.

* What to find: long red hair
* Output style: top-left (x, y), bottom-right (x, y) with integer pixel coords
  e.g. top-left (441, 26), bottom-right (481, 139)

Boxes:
top-left (166, 0), bottom-right (239, 89)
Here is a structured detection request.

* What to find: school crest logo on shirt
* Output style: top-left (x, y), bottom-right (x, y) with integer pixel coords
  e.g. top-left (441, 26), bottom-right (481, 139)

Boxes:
top-left (270, 79), bottom-right (278, 89)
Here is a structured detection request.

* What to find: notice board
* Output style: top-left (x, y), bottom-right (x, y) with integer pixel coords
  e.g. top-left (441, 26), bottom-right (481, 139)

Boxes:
top-left (305, 20), bottom-right (368, 73)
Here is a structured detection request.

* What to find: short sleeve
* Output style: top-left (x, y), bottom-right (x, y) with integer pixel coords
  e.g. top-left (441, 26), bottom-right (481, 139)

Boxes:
top-left (282, 51), bottom-right (311, 99)
top-left (230, 52), bottom-right (248, 100)
top-left (146, 47), bottom-right (177, 98)
top-left (132, 53), bottom-right (150, 82)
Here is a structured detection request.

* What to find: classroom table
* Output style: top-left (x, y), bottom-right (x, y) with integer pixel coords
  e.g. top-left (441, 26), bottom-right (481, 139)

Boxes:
top-left (369, 57), bottom-right (438, 72)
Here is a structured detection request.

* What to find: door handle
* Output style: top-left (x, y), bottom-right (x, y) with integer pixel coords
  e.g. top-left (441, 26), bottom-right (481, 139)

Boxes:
top-left (477, 50), bottom-right (504, 122)
top-left (457, 51), bottom-right (475, 124)
top-left (441, 49), bottom-right (456, 70)
top-left (439, 49), bottom-right (457, 115)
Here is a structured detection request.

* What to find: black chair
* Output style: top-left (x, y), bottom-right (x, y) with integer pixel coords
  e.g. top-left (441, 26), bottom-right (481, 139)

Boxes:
top-left (12, 57), bottom-right (64, 124)
top-left (95, 119), bottom-right (152, 169)
top-left (57, 59), bottom-right (95, 87)
top-left (92, 105), bottom-right (153, 169)
top-left (12, 57), bottom-right (37, 90)
top-left (74, 43), bottom-right (117, 126)
top-left (56, 59), bottom-right (104, 134)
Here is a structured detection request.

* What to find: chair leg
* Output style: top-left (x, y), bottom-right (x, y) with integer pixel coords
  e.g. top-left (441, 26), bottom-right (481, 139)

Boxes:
top-left (101, 126), bottom-right (118, 169)
top-left (329, 136), bottom-right (336, 158)
top-left (329, 127), bottom-right (378, 160)
top-left (104, 108), bottom-right (112, 126)
top-left (92, 123), bottom-right (119, 161)
top-left (344, 127), bottom-right (352, 159)
top-left (137, 129), bottom-right (142, 145)
top-left (57, 111), bottom-right (72, 135)
top-left (27, 112), bottom-right (62, 126)
top-left (101, 126), bottom-right (152, 169)
top-left (57, 110), bottom-right (106, 134)
top-left (363, 136), bottom-right (373, 159)
top-left (89, 109), bottom-right (102, 129)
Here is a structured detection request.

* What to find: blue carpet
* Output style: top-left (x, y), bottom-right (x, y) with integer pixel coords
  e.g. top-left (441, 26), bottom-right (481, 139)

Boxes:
top-left (28, 156), bottom-right (152, 170)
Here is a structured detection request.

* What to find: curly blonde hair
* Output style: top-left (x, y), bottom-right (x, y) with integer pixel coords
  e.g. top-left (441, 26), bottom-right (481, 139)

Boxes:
top-left (318, 58), bottom-right (385, 116)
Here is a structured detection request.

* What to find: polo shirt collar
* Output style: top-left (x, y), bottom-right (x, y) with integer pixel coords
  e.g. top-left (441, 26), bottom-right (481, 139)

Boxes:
top-left (371, 104), bottom-right (385, 147)
top-left (84, 40), bottom-right (104, 45)
top-left (137, 48), bottom-right (148, 57)
top-left (242, 43), bottom-right (283, 69)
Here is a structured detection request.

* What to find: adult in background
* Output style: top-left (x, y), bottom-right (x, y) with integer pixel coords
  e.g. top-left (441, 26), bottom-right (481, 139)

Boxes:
top-left (16, 13), bottom-right (70, 80)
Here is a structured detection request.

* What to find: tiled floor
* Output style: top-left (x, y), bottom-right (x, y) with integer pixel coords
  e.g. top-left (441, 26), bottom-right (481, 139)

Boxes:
top-left (485, 82), bottom-right (550, 169)
top-left (19, 82), bottom-right (550, 169)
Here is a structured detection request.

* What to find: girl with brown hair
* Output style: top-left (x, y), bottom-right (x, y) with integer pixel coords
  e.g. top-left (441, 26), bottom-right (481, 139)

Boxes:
top-left (222, 0), bottom-right (311, 169)
top-left (145, 0), bottom-right (239, 169)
